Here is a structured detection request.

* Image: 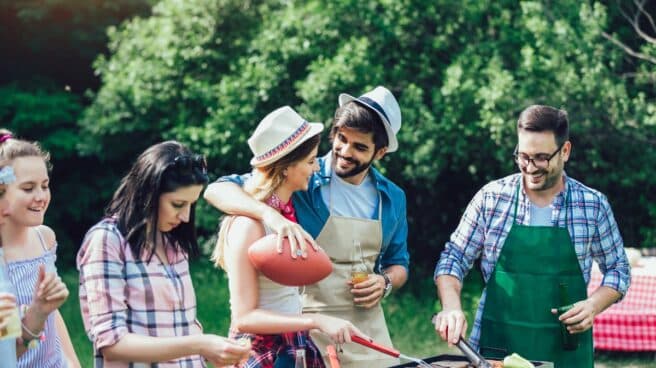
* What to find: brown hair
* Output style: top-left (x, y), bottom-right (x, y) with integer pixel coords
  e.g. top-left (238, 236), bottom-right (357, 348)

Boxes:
top-left (106, 141), bottom-right (209, 260)
top-left (517, 105), bottom-right (570, 146)
top-left (0, 129), bottom-right (52, 170)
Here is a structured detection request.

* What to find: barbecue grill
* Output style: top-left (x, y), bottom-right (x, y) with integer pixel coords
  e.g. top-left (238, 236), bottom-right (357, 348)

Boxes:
top-left (388, 354), bottom-right (554, 368)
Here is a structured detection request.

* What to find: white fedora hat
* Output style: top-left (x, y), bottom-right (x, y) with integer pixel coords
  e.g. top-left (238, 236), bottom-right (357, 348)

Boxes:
top-left (338, 86), bottom-right (402, 152)
top-left (248, 106), bottom-right (324, 167)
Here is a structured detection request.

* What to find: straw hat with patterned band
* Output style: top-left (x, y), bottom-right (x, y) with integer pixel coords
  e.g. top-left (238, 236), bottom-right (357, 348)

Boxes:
top-left (248, 106), bottom-right (324, 168)
top-left (338, 85), bottom-right (402, 153)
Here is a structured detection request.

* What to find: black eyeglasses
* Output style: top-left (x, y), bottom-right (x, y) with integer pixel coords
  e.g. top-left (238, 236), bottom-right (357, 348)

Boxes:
top-left (173, 154), bottom-right (207, 174)
top-left (513, 143), bottom-right (563, 169)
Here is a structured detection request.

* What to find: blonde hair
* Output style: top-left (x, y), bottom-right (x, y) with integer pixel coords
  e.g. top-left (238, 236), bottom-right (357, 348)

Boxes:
top-left (0, 128), bottom-right (51, 168)
top-left (211, 133), bottom-right (321, 269)
top-left (211, 166), bottom-right (286, 270)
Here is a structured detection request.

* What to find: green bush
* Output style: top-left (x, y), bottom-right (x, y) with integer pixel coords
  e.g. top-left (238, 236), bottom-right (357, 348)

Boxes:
top-left (79, 0), bottom-right (656, 276)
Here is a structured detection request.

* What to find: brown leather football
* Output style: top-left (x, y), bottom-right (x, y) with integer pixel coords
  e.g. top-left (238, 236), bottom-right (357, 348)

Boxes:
top-left (247, 234), bottom-right (333, 286)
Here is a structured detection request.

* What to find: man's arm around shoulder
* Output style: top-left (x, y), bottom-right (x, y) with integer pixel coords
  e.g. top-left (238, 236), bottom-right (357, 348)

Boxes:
top-left (204, 179), bottom-right (317, 253)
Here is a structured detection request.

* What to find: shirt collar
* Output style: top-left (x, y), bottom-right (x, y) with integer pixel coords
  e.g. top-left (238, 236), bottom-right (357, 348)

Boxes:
top-left (317, 152), bottom-right (391, 198)
top-left (517, 171), bottom-right (570, 206)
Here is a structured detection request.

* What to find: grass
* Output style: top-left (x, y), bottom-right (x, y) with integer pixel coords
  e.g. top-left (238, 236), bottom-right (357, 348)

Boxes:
top-left (60, 260), bottom-right (654, 367)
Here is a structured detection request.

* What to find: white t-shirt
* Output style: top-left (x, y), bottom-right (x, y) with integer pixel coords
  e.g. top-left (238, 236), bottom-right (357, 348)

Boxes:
top-left (529, 202), bottom-right (553, 226)
top-left (320, 170), bottom-right (378, 219)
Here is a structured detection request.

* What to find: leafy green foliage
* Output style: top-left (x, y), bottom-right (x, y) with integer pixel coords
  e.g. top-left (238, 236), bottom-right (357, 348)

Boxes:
top-left (2, 0), bottom-right (655, 271)
top-left (0, 82), bottom-right (98, 264)
top-left (0, 0), bottom-right (152, 88)
top-left (78, 0), bottom-right (656, 274)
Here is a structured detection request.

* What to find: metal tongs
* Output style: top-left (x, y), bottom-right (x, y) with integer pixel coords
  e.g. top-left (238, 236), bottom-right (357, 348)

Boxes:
top-left (431, 314), bottom-right (491, 368)
top-left (455, 337), bottom-right (492, 368)
top-left (351, 335), bottom-right (433, 368)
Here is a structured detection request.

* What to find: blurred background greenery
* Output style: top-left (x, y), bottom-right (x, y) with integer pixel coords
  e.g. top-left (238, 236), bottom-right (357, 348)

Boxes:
top-left (2, 0), bottom-right (656, 365)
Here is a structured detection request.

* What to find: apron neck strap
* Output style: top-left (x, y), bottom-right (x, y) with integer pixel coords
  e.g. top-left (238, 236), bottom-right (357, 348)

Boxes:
top-left (513, 182), bottom-right (521, 224)
top-left (563, 180), bottom-right (570, 224)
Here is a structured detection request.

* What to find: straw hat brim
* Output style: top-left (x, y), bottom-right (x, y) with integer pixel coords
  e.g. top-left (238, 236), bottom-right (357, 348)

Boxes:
top-left (250, 122), bottom-right (324, 167)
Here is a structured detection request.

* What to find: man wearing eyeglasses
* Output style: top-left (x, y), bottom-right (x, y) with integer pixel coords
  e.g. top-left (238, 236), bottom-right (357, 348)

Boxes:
top-left (433, 105), bottom-right (630, 368)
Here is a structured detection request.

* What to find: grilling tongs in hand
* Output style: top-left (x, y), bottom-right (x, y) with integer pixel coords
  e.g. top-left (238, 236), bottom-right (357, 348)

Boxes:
top-left (432, 314), bottom-right (492, 368)
top-left (455, 337), bottom-right (492, 368)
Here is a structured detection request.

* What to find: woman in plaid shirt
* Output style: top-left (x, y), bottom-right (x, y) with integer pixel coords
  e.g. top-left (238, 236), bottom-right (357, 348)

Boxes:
top-left (212, 107), bottom-right (364, 368)
top-left (77, 141), bottom-right (251, 367)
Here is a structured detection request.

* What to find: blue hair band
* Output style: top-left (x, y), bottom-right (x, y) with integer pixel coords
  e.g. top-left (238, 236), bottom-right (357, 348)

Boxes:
top-left (0, 166), bottom-right (16, 185)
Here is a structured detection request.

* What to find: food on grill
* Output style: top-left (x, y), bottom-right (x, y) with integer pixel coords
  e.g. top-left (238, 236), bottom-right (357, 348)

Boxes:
top-left (503, 353), bottom-right (535, 368)
top-left (411, 360), bottom-right (504, 367)
top-left (413, 362), bottom-right (468, 367)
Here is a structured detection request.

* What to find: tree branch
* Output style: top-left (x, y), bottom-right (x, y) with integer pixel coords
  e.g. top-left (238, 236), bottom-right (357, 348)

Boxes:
top-left (631, 0), bottom-right (656, 44)
top-left (634, 0), bottom-right (656, 37)
top-left (602, 32), bottom-right (656, 65)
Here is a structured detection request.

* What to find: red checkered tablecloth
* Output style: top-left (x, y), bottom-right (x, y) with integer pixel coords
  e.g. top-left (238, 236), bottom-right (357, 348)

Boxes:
top-left (587, 258), bottom-right (656, 351)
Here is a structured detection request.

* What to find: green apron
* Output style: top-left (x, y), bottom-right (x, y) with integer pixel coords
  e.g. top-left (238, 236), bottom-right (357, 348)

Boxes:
top-left (479, 184), bottom-right (593, 368)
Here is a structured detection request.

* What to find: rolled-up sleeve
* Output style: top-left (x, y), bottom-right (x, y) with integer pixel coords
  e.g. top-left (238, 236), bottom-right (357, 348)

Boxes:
top-left (434, 189), bottom-right (486, 282)
top-left (214, 173), bottom-right (250, 185)
top-left (592, 195), bottom-right (631, 297)
top-left (77, 227), bottom-right (129, 350)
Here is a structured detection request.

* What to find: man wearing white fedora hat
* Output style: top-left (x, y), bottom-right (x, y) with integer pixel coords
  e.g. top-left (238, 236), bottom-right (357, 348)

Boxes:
top-left (205, 86), bottom-right (409, 367)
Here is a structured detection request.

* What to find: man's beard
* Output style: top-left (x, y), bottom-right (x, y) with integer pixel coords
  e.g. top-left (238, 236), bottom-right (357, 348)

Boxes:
top-left (333, 151), bottom-right (375, 179)
top-left (523, 166), bottom-right (562, 191)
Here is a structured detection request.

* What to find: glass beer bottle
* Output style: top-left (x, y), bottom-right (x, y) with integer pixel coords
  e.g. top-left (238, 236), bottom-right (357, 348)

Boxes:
top-left (294, 348), bottom-right (307, 368)
top-left (350, 240), bottom-right (368, 285)
top-left (558, 282), bottom-right (579, 351)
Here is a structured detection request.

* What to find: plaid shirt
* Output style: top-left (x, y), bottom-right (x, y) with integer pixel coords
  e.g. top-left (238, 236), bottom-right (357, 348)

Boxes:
top-left (434, 173), bottom-right (631, 349)
top-left (229, 330), bottom-right (324, 368)
top-left (77, 218), bottom-right (206, 368)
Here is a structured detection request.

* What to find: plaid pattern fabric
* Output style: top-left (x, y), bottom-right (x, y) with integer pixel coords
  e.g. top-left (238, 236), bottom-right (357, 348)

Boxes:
top-left (587, 262), bottom-right (656, 351)
top-left (77, 218), bottom-right (206, 368)
top-left (434, 173), bottom-right (631, 349)
top-left (229, 330), bottom-right (324, 368)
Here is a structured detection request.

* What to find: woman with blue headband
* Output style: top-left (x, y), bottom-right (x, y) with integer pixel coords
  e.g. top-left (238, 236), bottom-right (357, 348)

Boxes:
top-left (0, 162), bottom-right (19, 367)
top-left (0, 129), bottom-right (78, 368)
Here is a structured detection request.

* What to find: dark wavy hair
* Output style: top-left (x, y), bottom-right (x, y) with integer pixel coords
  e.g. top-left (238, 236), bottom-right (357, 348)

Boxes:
top-left (329, 101), bottom-right (388, 151)
top-left (106, 141), bottom-right (209, 260)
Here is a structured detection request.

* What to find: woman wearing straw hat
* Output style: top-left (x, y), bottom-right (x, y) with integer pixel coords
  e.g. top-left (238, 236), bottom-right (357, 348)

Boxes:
top-left (206, 87), bottom-right (410, 367)
top-left (212, 106), bottom-right (364, 368)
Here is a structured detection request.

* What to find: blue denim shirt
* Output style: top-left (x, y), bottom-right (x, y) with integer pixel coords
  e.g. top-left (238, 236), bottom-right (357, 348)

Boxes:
top-left (216, 153), bottom-right (410, 273)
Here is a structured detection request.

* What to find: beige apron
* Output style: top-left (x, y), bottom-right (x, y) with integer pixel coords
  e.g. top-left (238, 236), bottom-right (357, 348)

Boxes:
top-left (303, 183), bottom-right (399, 367)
